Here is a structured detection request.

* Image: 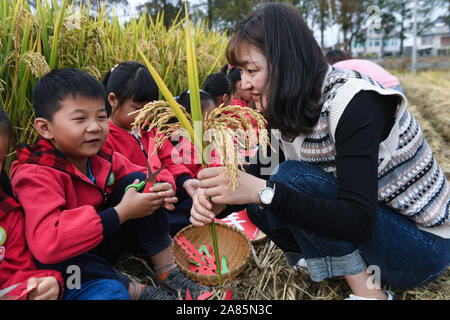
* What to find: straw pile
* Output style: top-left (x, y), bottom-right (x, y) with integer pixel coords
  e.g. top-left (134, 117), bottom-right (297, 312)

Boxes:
top-left (115, 70), bottom-right (450, 300)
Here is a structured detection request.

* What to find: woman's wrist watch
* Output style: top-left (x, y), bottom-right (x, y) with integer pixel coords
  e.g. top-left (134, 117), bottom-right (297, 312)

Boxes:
top-left (258, 180), bottom-right (276, 209)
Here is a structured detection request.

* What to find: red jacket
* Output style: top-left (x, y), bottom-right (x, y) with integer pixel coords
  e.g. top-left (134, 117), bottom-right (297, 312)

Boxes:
top-left (0, 191), bottom-right (63, 298)
top-left (104, 121), bottom-right (193, 190)
top-left (171, 136), bottom-right (221, 177)
top-left (10, 138), bottom-right (147, 265)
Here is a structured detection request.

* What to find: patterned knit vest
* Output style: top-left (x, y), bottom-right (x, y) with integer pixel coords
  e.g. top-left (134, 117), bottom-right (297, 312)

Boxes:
top-left (275, 66), bottom-right (449, 229)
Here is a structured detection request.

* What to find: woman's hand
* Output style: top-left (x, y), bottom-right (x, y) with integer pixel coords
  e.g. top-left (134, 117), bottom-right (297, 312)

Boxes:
top-left (197, 167), bottom-right (266, 205)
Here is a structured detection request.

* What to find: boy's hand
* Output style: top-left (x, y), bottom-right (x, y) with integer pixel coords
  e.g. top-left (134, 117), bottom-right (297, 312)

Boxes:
top-left (150, 182), bottom-right (178, 211)
top-left (27, 277), bottom-right (60, 300)
top-left (183, 178), bottom-right (200, 198)
top-left (115, 179), bottom-right (165, 223)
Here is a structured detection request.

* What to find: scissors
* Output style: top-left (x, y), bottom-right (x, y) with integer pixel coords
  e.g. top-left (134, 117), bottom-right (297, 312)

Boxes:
top-left (125, 161), bottom-right (166, 193)
top-left (0, 282), bottom-right (21, 300)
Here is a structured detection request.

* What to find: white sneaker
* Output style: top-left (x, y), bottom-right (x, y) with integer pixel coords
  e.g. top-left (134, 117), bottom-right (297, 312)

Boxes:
top-left (292, 258), bottom-right (310, 275)
top-left (345, 290), bottom-right (394, 300)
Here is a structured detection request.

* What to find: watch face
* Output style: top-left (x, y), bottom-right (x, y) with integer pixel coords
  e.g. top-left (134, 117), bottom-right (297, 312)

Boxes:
top-left (260, 187), bottom-right (274, 205)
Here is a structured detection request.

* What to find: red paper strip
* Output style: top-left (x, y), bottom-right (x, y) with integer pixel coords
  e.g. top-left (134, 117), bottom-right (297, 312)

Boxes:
top-left (197, 292), bottom-right (213, 300)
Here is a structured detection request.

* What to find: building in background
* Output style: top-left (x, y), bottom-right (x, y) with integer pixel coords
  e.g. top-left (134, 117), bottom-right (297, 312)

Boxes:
top-left (350, 18), bottom-right (449, 58)
top-left (418, 18), bottom-right (450, 56)
top-left (350, 28), bottom-right (401, 58)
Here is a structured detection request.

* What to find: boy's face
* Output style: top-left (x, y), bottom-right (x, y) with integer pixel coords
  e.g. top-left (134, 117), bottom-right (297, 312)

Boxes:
top-left (43, 95), bottom-right (109, 167)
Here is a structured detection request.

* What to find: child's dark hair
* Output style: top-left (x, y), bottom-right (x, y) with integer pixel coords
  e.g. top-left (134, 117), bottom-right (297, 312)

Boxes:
top-left (0, 108), bottom-right (13, 195)
top-left (226, 3), bottom-right (329, 136)
top-left (32, 68), bottom-right (107, 121)
top-left (176, 90), bottom-right (215, 115)
top-left (325, 50), bottom-right (351, 65)
top-left (202, 72), bottom-right (231, 105)
top-left (219, 64), bottom-right (241, 95)
top-left (103, 61), bottom-right (159, 115)
top-left (227, 68), bottom-right (242, 95)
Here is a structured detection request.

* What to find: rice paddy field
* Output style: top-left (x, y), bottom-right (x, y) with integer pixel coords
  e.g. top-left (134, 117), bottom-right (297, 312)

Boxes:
top-left (1, 0), bottom-right (448, 301)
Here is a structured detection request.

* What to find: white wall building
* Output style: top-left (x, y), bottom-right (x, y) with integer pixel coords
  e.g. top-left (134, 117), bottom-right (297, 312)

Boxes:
top-left (350, 28), bottom-right (401, 58)
top-left (418, 18), bottom-right (450, 56)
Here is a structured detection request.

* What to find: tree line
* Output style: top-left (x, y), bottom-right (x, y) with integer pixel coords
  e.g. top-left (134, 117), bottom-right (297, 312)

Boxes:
top-left (28, 0), bottom-right (449, 55)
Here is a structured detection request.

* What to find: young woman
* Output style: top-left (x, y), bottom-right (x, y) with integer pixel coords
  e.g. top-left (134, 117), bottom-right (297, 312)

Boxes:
top-left (190, 3), bottom-right (450, 300)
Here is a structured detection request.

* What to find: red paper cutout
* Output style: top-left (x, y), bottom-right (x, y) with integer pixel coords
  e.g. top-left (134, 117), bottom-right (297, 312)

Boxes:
top-left (142, 181), bottom-right (154, 193)
top-left (225, 288), bottom-right (232, 300)
top-left (216, 210), bottom-right (259, 240)
top-left (174, 233), bottom-right (221, 275)
top-left (174, 233), bottom-right (210, 270)
top-left (185, 288), bottom-right (192, 300)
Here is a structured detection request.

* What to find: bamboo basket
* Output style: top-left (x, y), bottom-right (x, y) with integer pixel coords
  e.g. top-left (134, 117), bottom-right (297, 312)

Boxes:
top-left (172, 222), bottom-right (251, 286)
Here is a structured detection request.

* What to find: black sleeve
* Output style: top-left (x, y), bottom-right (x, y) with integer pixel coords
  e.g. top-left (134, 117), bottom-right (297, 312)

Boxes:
top-left (216, 127), bottom-right (286, 219)
top-left (266, 90), bottom-right (397, 243)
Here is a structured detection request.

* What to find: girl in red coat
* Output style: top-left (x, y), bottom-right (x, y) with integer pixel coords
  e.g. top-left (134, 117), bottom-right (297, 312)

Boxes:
top-left (103, 62), bottom-right (198, 236)
top-left (0, 108), bottom-right (63, 300)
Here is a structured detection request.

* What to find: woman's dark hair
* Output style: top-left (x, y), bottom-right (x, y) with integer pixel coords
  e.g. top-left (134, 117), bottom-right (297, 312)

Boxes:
top-left (325, 50), bottom-right (352, 65)
top-left (0, 108), bottom-right (13, 195)
top-left (102, 61), bottom-right (159, 116)
top-left (176, 90), bottom-right (215, 115)
top-left (226, 2), bottom-right (329, 136)
top-left (202, 72), bottom-right (231, 104)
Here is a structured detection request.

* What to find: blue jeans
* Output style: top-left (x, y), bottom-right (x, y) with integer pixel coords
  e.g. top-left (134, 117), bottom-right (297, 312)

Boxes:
top-left (63, 279), bottom-right (130, 300)
top-left (247, 161), bottom-right (450, 289)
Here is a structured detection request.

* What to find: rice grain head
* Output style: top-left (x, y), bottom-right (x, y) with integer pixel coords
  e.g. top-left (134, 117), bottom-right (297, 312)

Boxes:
top-left (20, 51), bottom-right (50, 78)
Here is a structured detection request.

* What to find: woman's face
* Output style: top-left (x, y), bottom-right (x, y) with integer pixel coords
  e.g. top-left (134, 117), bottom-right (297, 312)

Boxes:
top-left (238, 45), bottom-right (268, 112)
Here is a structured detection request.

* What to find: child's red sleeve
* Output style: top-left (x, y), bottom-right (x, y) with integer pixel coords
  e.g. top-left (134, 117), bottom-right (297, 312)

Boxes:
top-left (149, 130), bottom-right (194, 182)
top-left (0, 207), bottom-right (63, 298)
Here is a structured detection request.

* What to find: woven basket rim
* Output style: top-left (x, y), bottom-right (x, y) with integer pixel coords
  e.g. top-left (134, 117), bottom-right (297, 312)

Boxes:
top-left (172, 222), bottom-right (252, 285)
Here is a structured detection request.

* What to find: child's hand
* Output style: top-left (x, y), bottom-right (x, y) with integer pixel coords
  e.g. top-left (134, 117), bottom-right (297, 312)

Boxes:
top-left (183, 178), bottom-right (200, 198)
top-left (190, 188), bottom-right (226, 227)
top-left (150, 182), bottom-right (178, 211)
top-left (27, 277), bottom-right (60, 300)
top-left (115, 179), bottom-right (165, 223)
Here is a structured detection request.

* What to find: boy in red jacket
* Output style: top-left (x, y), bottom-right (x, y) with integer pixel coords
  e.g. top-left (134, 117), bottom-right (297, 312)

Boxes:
top-left (0, 108), bottom-right (62, 300)
top-left (10, 69), bottom-right (206, 300)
